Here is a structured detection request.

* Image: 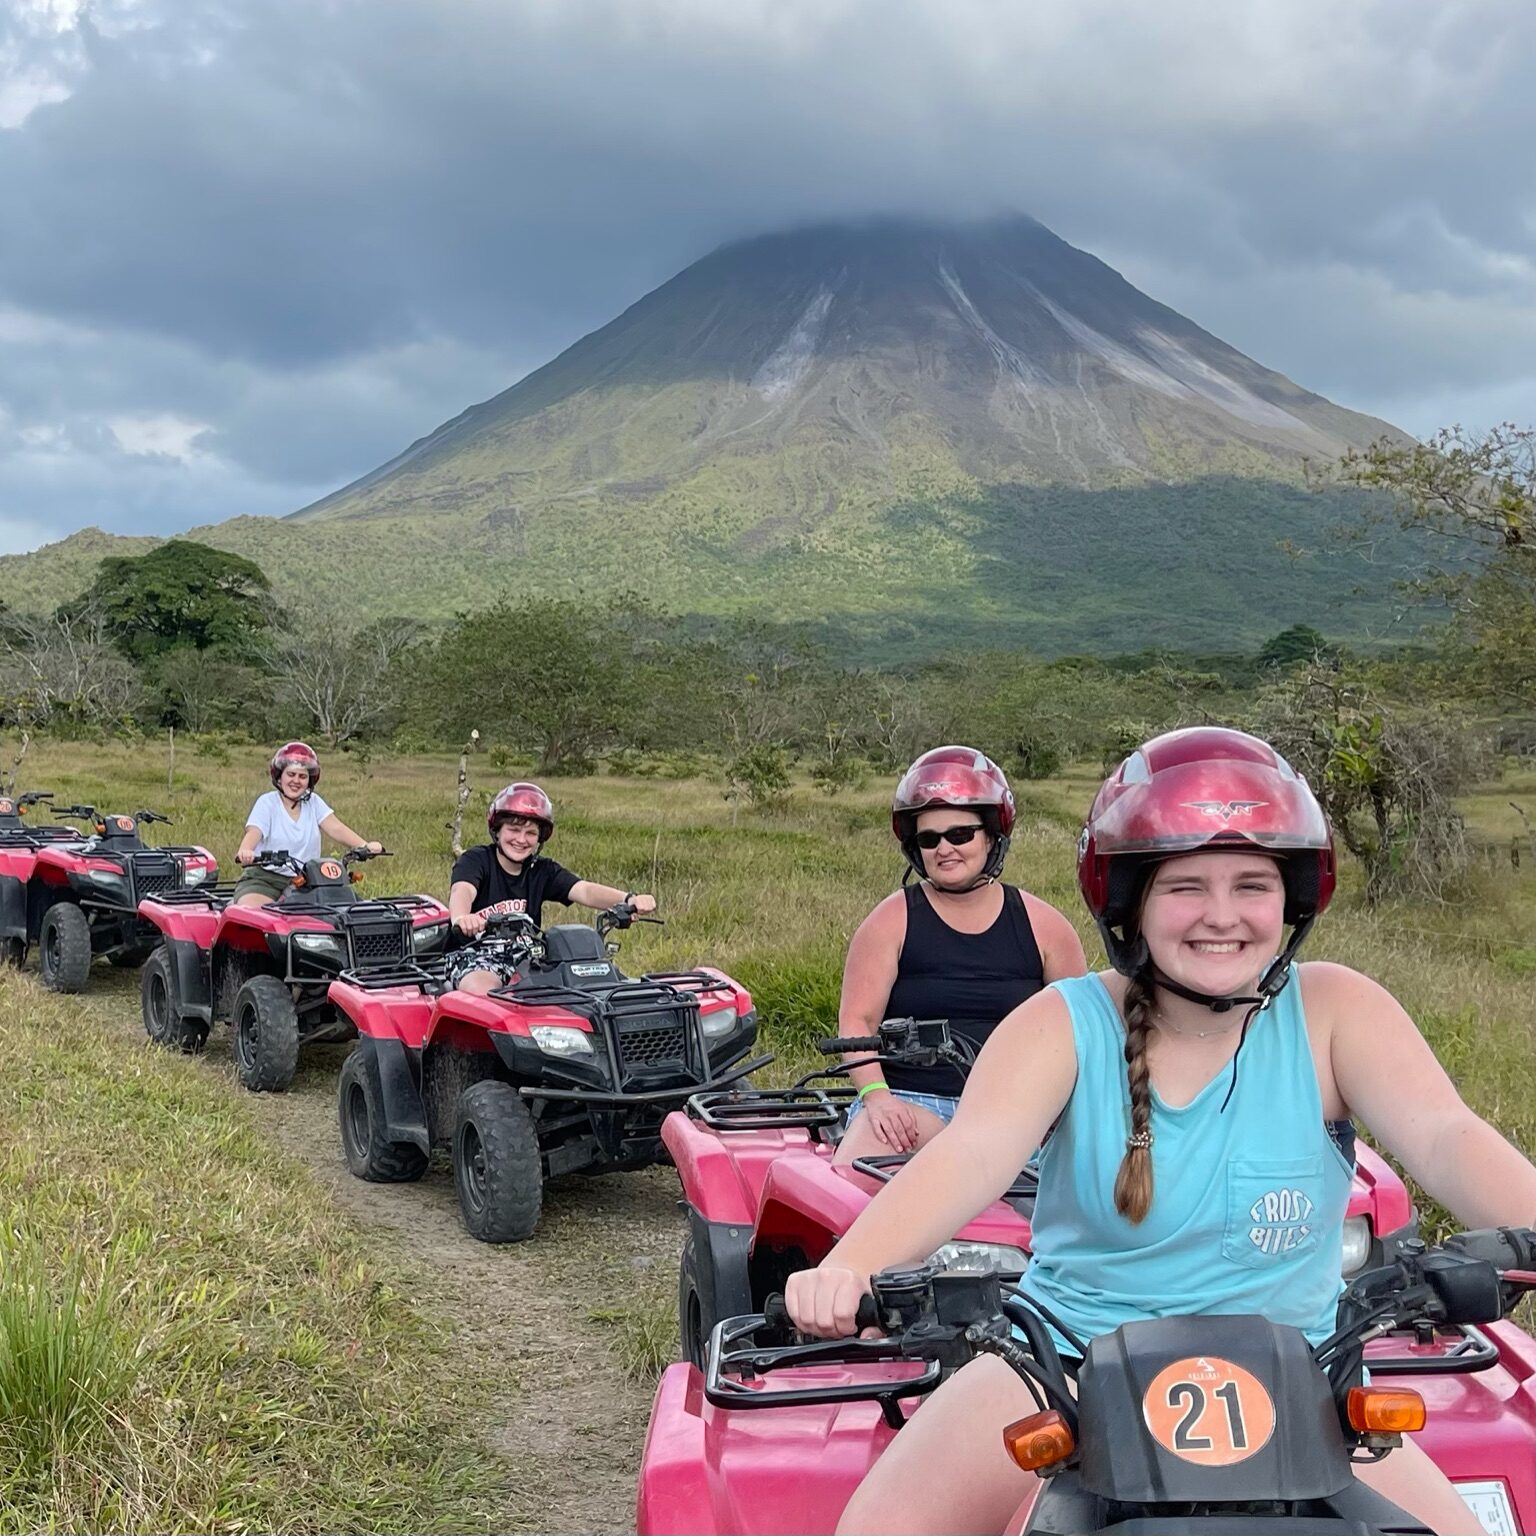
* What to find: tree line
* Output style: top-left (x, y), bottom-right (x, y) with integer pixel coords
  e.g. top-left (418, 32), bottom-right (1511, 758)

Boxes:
top-left (4, 424), bottom-right (1533, 900)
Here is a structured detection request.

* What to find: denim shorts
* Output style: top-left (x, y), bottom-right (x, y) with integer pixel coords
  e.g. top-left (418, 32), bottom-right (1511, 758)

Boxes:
top-left (844, 1088), bottom-right (961, 1126)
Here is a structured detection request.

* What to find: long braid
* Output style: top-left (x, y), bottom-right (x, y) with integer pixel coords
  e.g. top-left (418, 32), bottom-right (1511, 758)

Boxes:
top-left (1113, 970), bottom-right (1157, 1223)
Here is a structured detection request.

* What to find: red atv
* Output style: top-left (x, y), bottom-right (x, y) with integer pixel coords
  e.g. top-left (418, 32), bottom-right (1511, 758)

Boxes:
top-left (666, 1018), bottom-right (1414, 1371)
top-left (639, 1232), bottom-right (1536, 1535)
top-left (0, 791), bottom-right (93, 967)
top-left (137, 847), bottom-right (450, 1092)
top-left (327, 905), bottom-right (768, 1243)
top-left (5, 801), bottom-right (217, 992)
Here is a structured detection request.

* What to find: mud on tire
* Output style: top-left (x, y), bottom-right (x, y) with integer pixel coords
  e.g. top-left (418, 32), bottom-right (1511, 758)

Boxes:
top-left (339, 1046), bottom-right (428, 1183)
top-left (452, 1080), bottom-right (543, 1243)
top-left (39, 902), bottom-right (92, 993)
top-left (233, 974), bottom-right (300, 1092)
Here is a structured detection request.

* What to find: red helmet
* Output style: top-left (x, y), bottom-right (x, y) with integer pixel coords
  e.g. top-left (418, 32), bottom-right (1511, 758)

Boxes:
top-left (1078, 726), bottom-right (1336, 976)
top-left (270, 740), bottom-right (321, 790)
top-left (892, 746), bottom-right (1015, 884)
top-left (488, 782), bottom-right (554, 843)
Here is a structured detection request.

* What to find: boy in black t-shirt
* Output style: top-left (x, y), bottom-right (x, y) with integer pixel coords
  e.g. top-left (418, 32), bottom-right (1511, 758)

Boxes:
top-left (447, 781), bottom-right (656, 993)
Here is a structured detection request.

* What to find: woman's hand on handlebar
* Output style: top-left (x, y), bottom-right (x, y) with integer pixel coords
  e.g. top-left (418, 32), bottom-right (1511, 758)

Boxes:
top-left (235, 848), bottom-right (256, 866)
top-left (861, 1089), bottom-right (922, 1154)
top-left (453, 911), bottom-right (487, 937)
top-left (784, 1265), bottom-right (876, 1339)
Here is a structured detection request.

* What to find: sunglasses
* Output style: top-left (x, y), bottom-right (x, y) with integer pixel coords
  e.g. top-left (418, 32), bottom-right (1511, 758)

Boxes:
top-left (912, 823), bottom-right (987, 850)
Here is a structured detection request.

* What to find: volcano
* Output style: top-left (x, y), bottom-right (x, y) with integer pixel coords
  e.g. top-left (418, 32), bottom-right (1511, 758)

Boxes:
top-left (3, 217), bottom-right (1413, 656)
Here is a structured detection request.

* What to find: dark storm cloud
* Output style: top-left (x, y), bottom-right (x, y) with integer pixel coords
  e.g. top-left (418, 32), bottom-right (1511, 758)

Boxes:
top-left (1, 0), bottom-right (1533, 553)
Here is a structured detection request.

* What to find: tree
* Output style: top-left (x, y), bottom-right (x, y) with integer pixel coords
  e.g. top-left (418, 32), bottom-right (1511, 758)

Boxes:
top-left (1331, 425), bottom-right (1536, 709)
top-left (1250, 662), bottom-right (1485, 903)
top-left (147, 645), bottom-right (270, 734)
top-left (267, 616), bottom-right (420, 749)
top-left (74, 540), bottom-right (276, 661)
top-left (0, 604), bottom-right (141, 730)
top-left (1256, 625), bottom-right (1334, 671)
top-left (422, 600), bottom-right (636, 773)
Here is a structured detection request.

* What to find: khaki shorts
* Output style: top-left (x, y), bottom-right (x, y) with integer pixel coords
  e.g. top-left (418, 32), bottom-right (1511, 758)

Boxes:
top-left (233, 865), bottom-right (294, 902)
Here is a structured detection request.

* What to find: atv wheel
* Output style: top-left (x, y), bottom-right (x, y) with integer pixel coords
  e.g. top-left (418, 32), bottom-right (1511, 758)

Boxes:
top-left (233, 974), bottom-right (300, 1092)
top-left (452, 1080), bottom-right (543, 1243)
top-left (679, 1234), bottom-right (711, 1370)
top-left (39, 903), bottom-right (92, 993)
top-left (1, 937), bottom-right (24, 968)
top-left (141, 946), bottom-right (205, 1052)
top-left (339, 1048), bottom-right (427, 1183)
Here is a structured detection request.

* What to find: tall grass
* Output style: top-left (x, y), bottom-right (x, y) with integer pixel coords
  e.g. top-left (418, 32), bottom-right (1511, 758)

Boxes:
top-left (0, 1229), bottom-right (127, 1476)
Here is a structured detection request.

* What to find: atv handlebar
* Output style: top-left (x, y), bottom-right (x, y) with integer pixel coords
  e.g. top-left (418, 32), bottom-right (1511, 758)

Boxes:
top-left (17, 791), bottom-right (54, 807)
top-left (763, 1291), bottom-right (881, 1334)
top-left (51, 804), bottom-right (96, 819)
top-left (343, 845), bottom-right (389, 864)
top-left (132, 808), bottom-right (172, 825)
top-left (596, 901), bottom-right (663, 940)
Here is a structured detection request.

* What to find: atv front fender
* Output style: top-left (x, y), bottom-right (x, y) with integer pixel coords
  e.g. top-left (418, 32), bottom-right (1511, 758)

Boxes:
top-left (373, 1037), bottom-right (430, 1153)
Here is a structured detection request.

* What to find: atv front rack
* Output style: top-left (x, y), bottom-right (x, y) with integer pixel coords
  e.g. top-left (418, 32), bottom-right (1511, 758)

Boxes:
top-left (491, 970), bottom-right (734, 1016)
top-left (523, 1055), bottom-right (775, 1108)
top-left (335, 957), bottom-right (452, 992)
top-left (140, 884), bottom-right (238, 909)
top-left (687, 1087), bottom-right (847, 1131)
top-left (273, 892), bottom-right (444, 918)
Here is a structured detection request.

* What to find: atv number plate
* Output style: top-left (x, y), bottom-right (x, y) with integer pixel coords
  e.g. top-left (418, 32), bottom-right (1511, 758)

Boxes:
top-left (1142, 1356), bottom-right (1275, 1466)
top-left (115, 816), bottom-right (135, 831)
top-left (320, 860), bottom-right (343, 879)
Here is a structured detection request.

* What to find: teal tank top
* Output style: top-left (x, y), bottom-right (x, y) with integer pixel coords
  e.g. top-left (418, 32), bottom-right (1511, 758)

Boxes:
top-left (1016, 969), bottom-right (1352, 1351)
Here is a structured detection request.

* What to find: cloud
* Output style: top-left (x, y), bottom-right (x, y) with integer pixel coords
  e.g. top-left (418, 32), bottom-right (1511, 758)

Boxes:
top-left (1, 0), bottom-right (1533, 549)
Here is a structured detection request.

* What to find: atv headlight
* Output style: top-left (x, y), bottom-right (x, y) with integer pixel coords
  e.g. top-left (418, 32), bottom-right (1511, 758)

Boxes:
top-left (412, 920), bottom-right (449, 954)
top-left (530, 1025), bottom-right (593, 1057)
top-left (293, 931), bottom-right (343, 956)
top-left (701, 1004), bottom-right (739, 1038)
top-left (927, 1241), bottom-right (1030, 1276)
top-left (182, 865), bottom-right (209, 886)
top-left (1341, 1216), bottom-right (1373, 1278)
top-left (90, 871), bottom-right (128, 895)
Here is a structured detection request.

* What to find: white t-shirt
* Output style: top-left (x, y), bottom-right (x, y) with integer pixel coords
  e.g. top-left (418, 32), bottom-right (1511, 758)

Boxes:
top-left (245, 789), bottom-right (334, 865)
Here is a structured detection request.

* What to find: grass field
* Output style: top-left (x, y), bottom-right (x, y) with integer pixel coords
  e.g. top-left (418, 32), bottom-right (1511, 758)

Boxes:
top-left (3, 735), bottom-right (1535, 1530)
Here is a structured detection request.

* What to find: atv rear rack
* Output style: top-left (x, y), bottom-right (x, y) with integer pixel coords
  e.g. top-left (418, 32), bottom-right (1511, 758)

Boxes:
top-left (686, 1087), bottom-right (847, 1131)
top-left (851, 1154), bottom-right (1040, 1203)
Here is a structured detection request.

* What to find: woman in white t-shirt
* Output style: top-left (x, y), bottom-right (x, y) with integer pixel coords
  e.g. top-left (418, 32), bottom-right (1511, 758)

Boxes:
top-left (232, 741), bottom-right (382, 907)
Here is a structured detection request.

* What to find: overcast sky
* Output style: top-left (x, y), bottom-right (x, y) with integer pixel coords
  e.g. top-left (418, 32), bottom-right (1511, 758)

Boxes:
top-left (2, 0), bottom-right (1533, 555)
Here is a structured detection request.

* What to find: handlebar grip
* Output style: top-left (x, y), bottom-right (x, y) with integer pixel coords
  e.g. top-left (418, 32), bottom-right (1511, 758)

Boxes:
top-left (761, 1292), bottom-right (881, 1334)
top-left (818, 1036), bottom-right (882, 1055)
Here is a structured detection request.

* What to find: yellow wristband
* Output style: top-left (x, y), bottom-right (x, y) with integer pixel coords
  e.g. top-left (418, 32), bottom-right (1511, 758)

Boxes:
top-left (856, 1081), bottom-right (889, 1101)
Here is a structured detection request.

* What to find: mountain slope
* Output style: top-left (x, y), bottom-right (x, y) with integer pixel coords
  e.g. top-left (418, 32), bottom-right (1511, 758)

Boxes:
top-left (295, 216), bottom-right (1398, 525)
top-left (2, 216), bottom-right (1417, 656)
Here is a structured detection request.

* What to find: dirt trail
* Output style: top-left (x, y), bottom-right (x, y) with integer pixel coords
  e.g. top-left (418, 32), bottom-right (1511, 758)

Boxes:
top-left (84, 974), bottom-right (684, 1535)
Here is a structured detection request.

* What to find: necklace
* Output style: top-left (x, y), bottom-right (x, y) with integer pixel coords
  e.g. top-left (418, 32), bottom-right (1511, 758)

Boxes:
top-left (1153, 1008), bottom-right (1247, 1040)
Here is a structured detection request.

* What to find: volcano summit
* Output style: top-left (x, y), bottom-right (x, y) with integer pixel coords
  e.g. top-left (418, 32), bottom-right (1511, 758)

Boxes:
top-left (3, 217), bottom-right (1410, 654)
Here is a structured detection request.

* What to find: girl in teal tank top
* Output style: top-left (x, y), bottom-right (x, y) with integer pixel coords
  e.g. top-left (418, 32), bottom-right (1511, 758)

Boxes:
top-left (784, 728), bottom-right (1536, 1536)
top-left (1019, 967), bottom-right (1353, 1351)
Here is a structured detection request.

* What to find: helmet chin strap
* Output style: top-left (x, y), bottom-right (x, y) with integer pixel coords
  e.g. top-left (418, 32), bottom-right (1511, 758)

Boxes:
top-left (901, 832), bottom-right (1011, 892)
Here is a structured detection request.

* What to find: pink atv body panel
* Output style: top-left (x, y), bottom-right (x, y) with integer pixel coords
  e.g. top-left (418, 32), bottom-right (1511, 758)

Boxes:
top-left (637, 1314), bottom-right (1536, 1536)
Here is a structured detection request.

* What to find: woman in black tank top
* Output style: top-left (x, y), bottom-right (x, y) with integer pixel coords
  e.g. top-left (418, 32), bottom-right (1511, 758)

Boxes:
top-left (834, 747), bottom-right (1086, 1166)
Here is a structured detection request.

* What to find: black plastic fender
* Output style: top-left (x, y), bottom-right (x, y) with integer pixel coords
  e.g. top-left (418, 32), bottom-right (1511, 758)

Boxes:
top-left (684, 1204), bottom-right (754, 1347)
top-left (0, 874), bottom-right (24, 942)
top-left (167, 936), bottom-right (213, 1020)
top-left (370, 1036), bottom-right (430, 1154)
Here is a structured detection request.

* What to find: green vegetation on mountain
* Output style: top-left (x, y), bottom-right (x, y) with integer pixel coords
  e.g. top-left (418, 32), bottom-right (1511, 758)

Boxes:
top-left (1, 217), bottom-right (1427, 655)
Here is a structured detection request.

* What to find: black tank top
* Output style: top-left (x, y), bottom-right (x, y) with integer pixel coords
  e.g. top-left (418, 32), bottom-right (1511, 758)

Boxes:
top-left (882, 883), bottom-right (1046, 1097)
